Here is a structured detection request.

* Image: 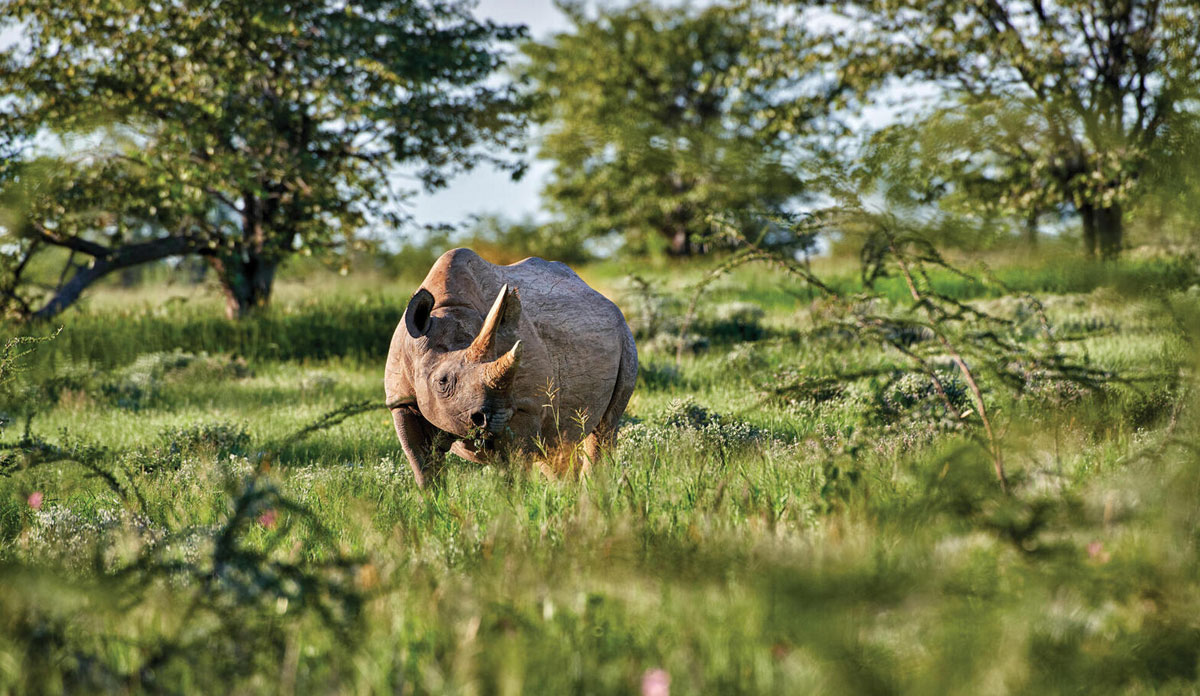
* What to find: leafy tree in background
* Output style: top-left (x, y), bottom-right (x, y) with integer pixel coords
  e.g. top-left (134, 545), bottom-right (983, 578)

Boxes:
top-left (1136, 109), bottom-right (1200, 247)
top-left (860, 100), bottom-right (1063, 249)
top-left (812, 0), bottom-right (1200, 258)
top-left (459, 214), bottom-right (593, 265)
top-left (525, 1), bottom-right (818, 256)
top-left (0, 0), bottom-right (526, 319)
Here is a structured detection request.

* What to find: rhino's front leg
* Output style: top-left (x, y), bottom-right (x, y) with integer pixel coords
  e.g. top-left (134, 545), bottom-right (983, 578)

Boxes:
top-left (390, 407), bottom-right (445, 488)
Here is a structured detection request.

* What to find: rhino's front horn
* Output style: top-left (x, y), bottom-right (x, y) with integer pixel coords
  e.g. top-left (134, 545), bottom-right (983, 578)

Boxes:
top-left (467, 284), bottom-right (520, 361)
top-left (483, 340), bottom-right (522, 391)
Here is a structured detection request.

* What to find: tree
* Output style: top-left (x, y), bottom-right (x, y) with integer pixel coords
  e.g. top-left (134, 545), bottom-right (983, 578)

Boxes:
top-left (524, 1), bottom-right (816, 256)
top-left (811, 0), bottom-right (1200, 258)
top-left (859, 99), bottom-right (1066, 250)
top-left (0, 0), bottom-right (526, 319)
top-left (459, 214), bottom-right (593, 265)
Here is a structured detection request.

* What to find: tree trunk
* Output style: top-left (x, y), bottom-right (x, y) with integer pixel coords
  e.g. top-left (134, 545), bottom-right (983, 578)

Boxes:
top-left (208, 252), bottom-right (279, 320)
top-left (1078, 203), bottom-right (1123, 259)
top-left (1080, 204), bottom-right (1097, 257)
top-left (667, 226), bottom-right (693, 256)
top-left (1095, 203), bottom-right (1123, 260)
top-left (1024, 210), bottom-right (1038, 248)
top-left (207, 192), bottom-right (282, 319)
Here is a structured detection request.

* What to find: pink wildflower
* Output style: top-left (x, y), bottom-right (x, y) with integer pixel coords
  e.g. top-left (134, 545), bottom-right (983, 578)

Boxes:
top-left (641, 668), bottom-right (670, 696)
top-left (258, 509), bottom-right (278, 529)
top-left (1087, 540), bottom-right (1111, 564)
top-left (27, 491), bottom-right (43, 510)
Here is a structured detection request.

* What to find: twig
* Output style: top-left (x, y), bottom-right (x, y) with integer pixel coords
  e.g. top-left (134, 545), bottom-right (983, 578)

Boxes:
top-left (891, 241), bottom-right (1008, 491)
top-left (268, 399), bottom-right (381, 451)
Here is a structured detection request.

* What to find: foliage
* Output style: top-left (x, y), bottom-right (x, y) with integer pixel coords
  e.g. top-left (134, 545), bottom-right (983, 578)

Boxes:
top-left (0, 0), bottom-right (527, 319)
top-left (453, 213), bottom-right (594, 265)
top-left (148, 421), bottom-right (252, 470)
top-left (0, 254), bottom-right (1197, 691)
top-left (0, 331), bottom-right (59, 438)
top-left (524, 1), bottom-right (817, 256)
top-left (692, 209), bottom-right (1163, 488)
top-left (803, 0), bottom-right (1200, 257)
top-left (3, 466), bottom-right (365, 692)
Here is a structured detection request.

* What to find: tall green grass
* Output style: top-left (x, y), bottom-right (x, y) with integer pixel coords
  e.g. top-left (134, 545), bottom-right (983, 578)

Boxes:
top-left (8, 253), bottom-right (1192, 369)
top-left (1, 253), bottom-right (1198, 694)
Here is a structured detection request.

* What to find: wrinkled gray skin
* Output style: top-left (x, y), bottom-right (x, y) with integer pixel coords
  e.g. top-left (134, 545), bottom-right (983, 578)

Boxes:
top-left (384, 248), bottom-right (638, 486)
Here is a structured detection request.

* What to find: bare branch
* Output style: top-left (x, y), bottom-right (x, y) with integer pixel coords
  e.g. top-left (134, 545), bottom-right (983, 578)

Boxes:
top-left (32, 223), bottom-right (113, 258)
top-left (31, 235), bottom-right (195, 320)
top-left (890, 241), bottom-right (1008, 492)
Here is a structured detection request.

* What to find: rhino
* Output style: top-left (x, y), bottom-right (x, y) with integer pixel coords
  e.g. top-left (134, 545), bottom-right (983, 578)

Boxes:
top-left (384, 248), bottom-right (638, 485)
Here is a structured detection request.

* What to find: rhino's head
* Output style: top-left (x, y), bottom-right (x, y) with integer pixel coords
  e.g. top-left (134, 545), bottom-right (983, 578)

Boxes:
top-left (396, 283), bottom-right (524, 444)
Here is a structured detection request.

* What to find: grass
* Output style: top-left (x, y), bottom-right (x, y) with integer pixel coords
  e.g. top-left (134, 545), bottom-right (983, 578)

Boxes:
top-left (2, 247), bottom-right (1200, 694)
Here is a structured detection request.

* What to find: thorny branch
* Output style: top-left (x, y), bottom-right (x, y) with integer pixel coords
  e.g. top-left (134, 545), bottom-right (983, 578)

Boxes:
top-left (683, 210), bottom-right (1137, 492)
top-left (890, 240), bottom-right (1008, 491)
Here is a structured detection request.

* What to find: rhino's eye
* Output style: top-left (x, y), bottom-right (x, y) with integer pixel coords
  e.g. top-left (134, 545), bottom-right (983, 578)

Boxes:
top-left (434, 373), bottom-right (454, 395)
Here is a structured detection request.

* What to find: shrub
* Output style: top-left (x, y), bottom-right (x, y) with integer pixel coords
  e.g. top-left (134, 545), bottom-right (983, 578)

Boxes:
top-left (160, 422), bottom-right (251, 459)
top-left (73, 351), bottom-right (252, 411)
top-left (129, 421), bottom-right (252, 472)
top-left (696, 301), bottom-right (766, 341)
top-left (635, 359), bottom-right (681, 390)
top-left (620, 398), bottom-right (768, 455)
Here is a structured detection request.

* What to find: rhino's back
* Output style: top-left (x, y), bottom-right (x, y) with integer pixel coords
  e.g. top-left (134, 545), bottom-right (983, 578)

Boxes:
top-left (422, 249), bottom-right (619, 330)
top-left (499, 256), bottom-right (633, 434)
top-left (500, 256), bottom-right (628, 349)
top-left (503, 256), bottom-right (610, 314)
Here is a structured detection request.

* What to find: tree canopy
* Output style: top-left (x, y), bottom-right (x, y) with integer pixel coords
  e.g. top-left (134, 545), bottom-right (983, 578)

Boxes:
top-left (814, 0), bottom-right (1200, 257)
top-left (524, 1), bottom-right (820, 256)
top-left (0, 0), bottom-right (526, 319)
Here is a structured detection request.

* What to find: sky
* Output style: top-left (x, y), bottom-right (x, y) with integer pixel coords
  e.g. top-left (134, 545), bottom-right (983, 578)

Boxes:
top-left (406, 0), bottom-right (571, 231)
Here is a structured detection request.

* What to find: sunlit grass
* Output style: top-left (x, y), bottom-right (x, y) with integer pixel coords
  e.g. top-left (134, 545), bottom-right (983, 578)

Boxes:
top-left (1, 252), bottom-right (1198, 693)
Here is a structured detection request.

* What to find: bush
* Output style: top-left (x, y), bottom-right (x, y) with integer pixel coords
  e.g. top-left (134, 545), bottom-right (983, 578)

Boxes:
top-left (696, 301), bottom-right (766, 341)
top-left (158, 421), bottom-right (251, 462)
top-left (622, 279), bottom-right (768, 356)
top-left (872, 370), bottom-right (971, 424)
top-left (620, 397), bottom-right (768, 455)
top-left (29, 351), bottom-right (253, 412)
top-left (634, 359), bottom-right (681, 391)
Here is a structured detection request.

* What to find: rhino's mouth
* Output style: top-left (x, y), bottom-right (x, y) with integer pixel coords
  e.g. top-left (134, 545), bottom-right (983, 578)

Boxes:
top-left (484, 407), bottom-right (513, 434)
top-left (462, 406), bottom-right (513, 443)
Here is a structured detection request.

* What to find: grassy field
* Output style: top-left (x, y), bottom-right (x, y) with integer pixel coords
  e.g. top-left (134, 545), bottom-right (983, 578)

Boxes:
top-left (2, 248), bottom-right (1200, 694)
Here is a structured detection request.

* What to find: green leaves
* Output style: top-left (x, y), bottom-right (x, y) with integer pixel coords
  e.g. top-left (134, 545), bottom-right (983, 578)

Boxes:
top-left (0, 0), bottom-right (527, 318)
top-left (525, 2), bottom-right (814, 256)
top-left (817, 0), bottom-right (1200, 256)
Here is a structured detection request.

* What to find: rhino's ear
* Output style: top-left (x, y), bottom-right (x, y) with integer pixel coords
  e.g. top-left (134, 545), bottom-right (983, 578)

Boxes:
top-left (404, 288), bottom-right (435, 338)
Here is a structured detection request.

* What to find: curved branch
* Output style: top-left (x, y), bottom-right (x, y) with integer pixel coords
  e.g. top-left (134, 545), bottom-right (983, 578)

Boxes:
top-left (31, 235), bottom-right (195, 321)
top-left (32, 223), bottom-right (113, 258)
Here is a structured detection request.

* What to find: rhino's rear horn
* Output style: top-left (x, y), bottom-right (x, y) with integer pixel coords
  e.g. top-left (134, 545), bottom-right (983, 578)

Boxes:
top-left (467, 284), bottom-right (521, 361)
top-left (483, 340), bottom-right (522, 391)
